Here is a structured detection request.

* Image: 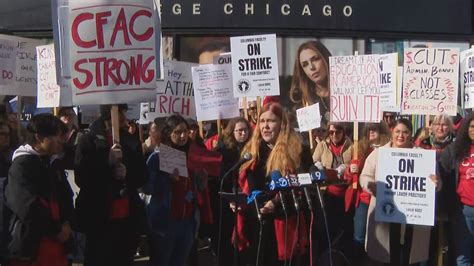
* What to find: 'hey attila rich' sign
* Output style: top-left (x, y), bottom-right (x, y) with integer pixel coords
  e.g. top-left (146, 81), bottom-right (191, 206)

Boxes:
top-left (69, 0), bottom-right (157, 105)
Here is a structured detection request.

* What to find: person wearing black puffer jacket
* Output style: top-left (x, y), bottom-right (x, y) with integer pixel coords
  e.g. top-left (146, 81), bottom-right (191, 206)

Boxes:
top-left (74, 104), bottom-right (147, 266)
top-left (5, 114), bottom-right (74, 266)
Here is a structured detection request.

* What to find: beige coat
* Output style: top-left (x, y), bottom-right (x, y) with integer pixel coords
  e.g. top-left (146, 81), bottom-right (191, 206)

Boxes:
top-left (312, 137), bottom-right (353, 167)
top-left (359, 142), bottom-right (431, 264)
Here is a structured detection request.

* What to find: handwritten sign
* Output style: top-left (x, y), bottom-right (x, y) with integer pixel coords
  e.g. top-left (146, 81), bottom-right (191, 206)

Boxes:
top-left (142, 60), bottom-right (197, 121)
top-left (330, 54), bottom-right (381, 122)
top-left (192, 64), bottom-right (239, 121)
top-left (69, 0), bottom-right (157, 105)
top-left (159, 144), bottom-right (188, 178)
top-left (376, 148), bottom-right (436, 226)
top-left (402, 48), bottom-right (459, 115)
top-left (296, 103), bottom-right (321, 132)
top-left (461, 48), bottom-right (474, 109)
top-left (230, 34), bottom-right (280, 97)
top-left (379, 53), bottom-right (399, 112)
top-left (36, 44), bottom-right (60, 108)
top-left (0, 34), bottom-right (44, 96)
top-left (0, 39), bottom-right (16, 86)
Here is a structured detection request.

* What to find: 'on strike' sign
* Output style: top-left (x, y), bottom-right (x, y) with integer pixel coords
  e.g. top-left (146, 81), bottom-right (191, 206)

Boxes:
top-left (69, 0), bottom-right (157, 105)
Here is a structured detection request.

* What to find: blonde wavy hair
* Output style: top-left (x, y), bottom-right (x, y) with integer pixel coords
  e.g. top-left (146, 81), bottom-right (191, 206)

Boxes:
top-left (240, 103), bottom-right (302, 177)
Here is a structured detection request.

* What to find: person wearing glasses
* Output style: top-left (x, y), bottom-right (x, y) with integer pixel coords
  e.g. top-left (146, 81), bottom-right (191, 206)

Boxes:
top-left (312, 122), bottom-right (353, 257)
top-left (145, 115), bottom-right (212, 266)
top-left (214, 117), bottom-right (252, 264)
top-left (360, 119), bottom-right (441, 265)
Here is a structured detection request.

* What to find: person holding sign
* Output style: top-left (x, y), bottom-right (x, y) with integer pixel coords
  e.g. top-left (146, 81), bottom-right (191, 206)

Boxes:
top-left (359, 119), bottom-right (441, 265)
top-left (344, 122), bottom-right (391, 262)
top-left (145, 115), bottom-right (212, 266)
top-left (438, 113), bottom-right (474, 266)
top-left (75, 105), bottom-right (147, 266)
top-left (312, 122), bottom-right (353, 257)
top-left (289, 41), bottom-right (332, 122)
top-left (5, 114), bottom-right (74, 266)
top-left (237, 102), bottom-right (312, 265)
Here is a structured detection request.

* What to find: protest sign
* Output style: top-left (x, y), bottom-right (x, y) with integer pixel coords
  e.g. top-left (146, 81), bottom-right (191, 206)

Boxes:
top-left (191, 64), bottom-right (239, 121)
top-left (36, 44), bottom-right (73, 108)
top-left (69, 0), bottom-right (157, 105)
top-left (379, 53), bottom-right (398, 112)
top-left (0, 34), bottom-right (44, 96)
top-left (143, 60), bottom-right (197, 121)
top-left (0, 39), bottom-right (16, 86)
top-left (159, 144), bottom-right (188, 177)
top-left (329, 54), bottom-right (381, 122)
top-left (375, 147), bottom-right (436, 226)
top-left (402, 48), bottom-right (459, 116)
top-left (230, 34), bottom-right (280, 97)
top-left (296, 103), bottom-right (321, 132)
top-left (461, 48), bottom-right (474, 109)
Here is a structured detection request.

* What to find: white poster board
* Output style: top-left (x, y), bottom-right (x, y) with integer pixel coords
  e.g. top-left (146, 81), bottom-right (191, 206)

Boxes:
top-left (159, 144), bottom-right (188, 177)
top-left (146, 60), bottom-right (197, 120)
top-left (461, 48), bottom-right (474, 109)
top-left (375, 147), bottom-right (436, 226)
top-left (379, 53), bottom-right (399, 112)
top-left (0, 34), bottom-right (44, 96)
top-left (0, 39), bottom-right (16, 86)
top-left (230, 34), bottom-right (280, 97)
top-left (296, 103), bottom-right (321, 131)
top-left (69, 0), bottom-right (157, 105)
top-left (402, 48), bottom-right (459, 115)
top-left (36, 44), bottom-right (61, 108)
top-left (191, 64), bottom-right (239, 121)
top-left (329, 54), bottom-right (381, 122)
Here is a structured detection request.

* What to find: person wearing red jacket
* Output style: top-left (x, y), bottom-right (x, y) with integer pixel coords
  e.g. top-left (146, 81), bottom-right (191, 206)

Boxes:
top-left (237, 102), bottom-right (312, 265)
top-left (345, 122), bottom-right (390, 263)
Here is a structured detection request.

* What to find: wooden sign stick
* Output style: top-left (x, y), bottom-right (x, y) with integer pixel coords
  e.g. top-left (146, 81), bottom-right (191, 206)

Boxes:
top-left (111, 105), bottom-right (121, 144)
top-left (242, 97), bottom-right (249, 121)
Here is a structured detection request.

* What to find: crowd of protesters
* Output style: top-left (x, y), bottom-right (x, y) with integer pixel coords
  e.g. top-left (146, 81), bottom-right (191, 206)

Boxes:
top-left (0, 38), bottom-right (471, 266)
top-left (0, 97), bottom-right (472, 266)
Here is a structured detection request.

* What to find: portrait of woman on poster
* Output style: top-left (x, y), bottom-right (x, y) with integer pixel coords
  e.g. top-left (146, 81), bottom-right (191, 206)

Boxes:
top-left (289, 40), bottom-right (332, 123)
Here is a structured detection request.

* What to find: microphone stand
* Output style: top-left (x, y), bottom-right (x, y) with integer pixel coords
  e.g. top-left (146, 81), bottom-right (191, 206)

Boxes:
top-left (233, 170), bottom-right (239, 266)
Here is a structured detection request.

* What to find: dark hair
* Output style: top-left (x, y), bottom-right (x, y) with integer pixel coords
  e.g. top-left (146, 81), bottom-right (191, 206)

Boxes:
top-left (393, 118), bottom-right (413, 134)
top-left (58, 107), bottom-right (74, 117)
top-left (160, 115), bottom-right (189, 145)
top-left (198, 41), bottom-right (230, 57)
top-left (222, 117), bottom-right (251, 149)
top-left (26, 114), bottom-right (63, 145)
top-left (99, 104), bottom-right (128, 120)
top-left (454, 113), bottom-right (474, 161)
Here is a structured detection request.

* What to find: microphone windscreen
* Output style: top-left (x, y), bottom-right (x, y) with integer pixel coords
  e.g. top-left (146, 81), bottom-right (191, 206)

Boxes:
top-left (243, 153), bottom-right (252, 161)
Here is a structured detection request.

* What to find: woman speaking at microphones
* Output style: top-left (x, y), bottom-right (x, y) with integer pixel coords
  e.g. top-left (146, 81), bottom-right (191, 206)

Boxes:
top-left (236, 102), bottom-right (312, 266)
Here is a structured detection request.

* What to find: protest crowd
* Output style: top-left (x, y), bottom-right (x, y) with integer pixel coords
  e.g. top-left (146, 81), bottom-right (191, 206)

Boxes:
top-left (1, 2), bottom-right (474, 266)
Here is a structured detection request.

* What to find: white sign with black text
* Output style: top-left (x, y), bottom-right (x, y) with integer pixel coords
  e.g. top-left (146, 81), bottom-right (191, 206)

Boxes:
top-left (375, 147), bottom-right (436, 226)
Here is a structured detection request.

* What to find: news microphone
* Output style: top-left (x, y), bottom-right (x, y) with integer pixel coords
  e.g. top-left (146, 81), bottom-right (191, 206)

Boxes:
top-left (309, 165), bottom-right (326, 183)
top-left (223, 153), bottom-right (253, 179)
